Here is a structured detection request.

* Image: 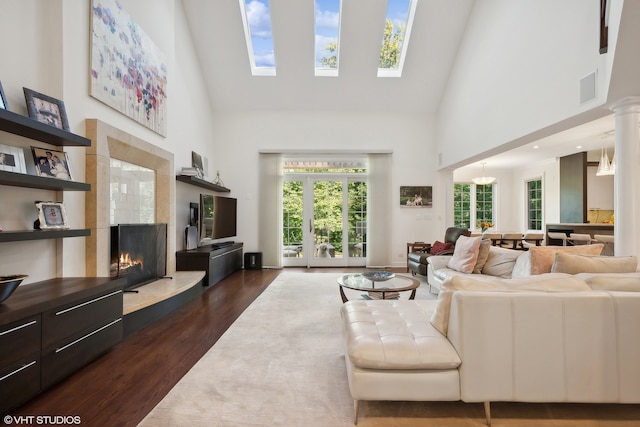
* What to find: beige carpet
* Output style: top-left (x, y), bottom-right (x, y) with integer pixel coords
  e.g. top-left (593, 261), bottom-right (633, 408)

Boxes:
top-left (139, 272), bottom-right (640, 427)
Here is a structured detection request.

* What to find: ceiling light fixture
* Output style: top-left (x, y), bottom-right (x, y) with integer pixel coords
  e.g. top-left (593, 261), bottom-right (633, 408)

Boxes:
top-left (596, 135), bottom-right (615, 176)
top-left (472, 162), bottom-right (496, 185)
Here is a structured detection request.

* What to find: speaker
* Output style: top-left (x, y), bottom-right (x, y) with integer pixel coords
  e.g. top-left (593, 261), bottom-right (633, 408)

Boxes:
top-left (244, 252), bottom-right (262, 270)
top-left (185, 225), bottom-right (198, 250)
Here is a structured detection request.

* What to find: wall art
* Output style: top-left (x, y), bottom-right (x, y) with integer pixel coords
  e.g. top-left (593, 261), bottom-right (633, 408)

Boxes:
top-left (400, 186), bottom-right (433, 207)
top-left (90, 0), bottom-right (167, 136)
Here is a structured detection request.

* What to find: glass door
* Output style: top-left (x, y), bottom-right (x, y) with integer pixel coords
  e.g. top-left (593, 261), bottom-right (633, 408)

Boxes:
top-left (282, 176), bottom-right (366, 267)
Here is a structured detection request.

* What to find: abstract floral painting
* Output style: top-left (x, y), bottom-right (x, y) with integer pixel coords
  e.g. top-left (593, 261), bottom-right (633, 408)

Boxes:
top-left (90, 0), bottom-right (167, 136)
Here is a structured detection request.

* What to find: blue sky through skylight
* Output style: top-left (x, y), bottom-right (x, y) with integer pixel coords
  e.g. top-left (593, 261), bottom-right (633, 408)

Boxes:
top-left (379, 0), bottom-right (416, 76)
top-left (315, 0), bottom-right (341, 72)
top-left (243, 0), bottom-right (275, 69)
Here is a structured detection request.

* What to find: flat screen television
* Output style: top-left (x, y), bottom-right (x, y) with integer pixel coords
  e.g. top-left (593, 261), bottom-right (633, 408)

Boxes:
top-left (200, 194), bottom-right (237, 243)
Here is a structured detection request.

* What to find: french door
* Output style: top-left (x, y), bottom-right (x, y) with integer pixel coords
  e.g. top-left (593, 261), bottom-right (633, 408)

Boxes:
top-left (282, 175), bottom-right (366, 267)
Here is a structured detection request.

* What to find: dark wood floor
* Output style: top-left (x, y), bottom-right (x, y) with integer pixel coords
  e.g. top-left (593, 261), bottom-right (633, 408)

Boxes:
top-left (13, 267), bottom-right (380, 426)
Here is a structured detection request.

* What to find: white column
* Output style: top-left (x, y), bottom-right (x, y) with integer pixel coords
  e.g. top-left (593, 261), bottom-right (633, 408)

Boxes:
top-left (609, 97), bottom-right (640, 257)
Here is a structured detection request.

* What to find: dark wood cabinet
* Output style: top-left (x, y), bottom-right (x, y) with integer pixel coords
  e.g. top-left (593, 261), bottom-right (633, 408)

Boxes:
top-left (0, 277), bottom-right (125, 413)
top-left (176, 243), bottom-right (243, 286)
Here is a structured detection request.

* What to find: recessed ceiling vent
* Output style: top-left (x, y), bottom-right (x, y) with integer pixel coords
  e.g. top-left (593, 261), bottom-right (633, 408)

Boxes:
top-left (580, 71), bottom-right (597, 104)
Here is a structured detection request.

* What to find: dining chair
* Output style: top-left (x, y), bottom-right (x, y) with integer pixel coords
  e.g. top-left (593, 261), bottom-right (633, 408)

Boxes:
top-left (482, 233), bottom-right (502, 246)
top-left (499, 233), bottom-right (523, 250)
top-left (521, 232), bottom-right (545, 249)
top-left (547, 232), bottom-right (568, 246)
top-left (593, 234), bottom-right (614, 255)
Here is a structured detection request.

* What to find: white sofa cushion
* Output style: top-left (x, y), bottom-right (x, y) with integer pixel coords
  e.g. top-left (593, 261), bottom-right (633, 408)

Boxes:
top-left (341, 300), bottom-right (461, 370)
top-left (575, 272), bottom-right (640, 291)
top-left (430, 273), bottom-right (592, 335)
top-left (551, 252), bottom-right (637, 274)
top-left (480, 246), bottom-right (522, 277)
top-left (511, 244), bottom-right (605, 277)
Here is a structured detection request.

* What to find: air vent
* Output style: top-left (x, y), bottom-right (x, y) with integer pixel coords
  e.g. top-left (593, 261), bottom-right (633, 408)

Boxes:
top-left (580, 71), bottom-right (597, 104)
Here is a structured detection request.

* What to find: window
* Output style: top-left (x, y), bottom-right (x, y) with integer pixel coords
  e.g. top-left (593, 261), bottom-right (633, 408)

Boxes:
top-left (377, 0), bottom-right (418, 77)
top-left (527, 179), bottom-right (543, 230)
top-left (240, 0), bottom-right (276, 76)
top-left (315, 0), bottom-right (342, 76)
top-left (453, 183), bottom-right (495, 230)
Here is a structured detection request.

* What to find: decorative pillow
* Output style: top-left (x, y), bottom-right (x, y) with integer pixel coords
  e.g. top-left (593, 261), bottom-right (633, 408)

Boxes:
top-left (511, 252), bottom-right (532, 278)
top-left (430, 273), bottom-right (591, 335)
top-left (529, 244), bottom-right (604, 275)
top-left (431, 241), bottom-right (453, 254)
top-left (481, 246), bottom-right (522, 278)
top-left (473, 238), bottom-right (492, 274)
top-left (446, 235), bottom-right (482, 274)
top-left (551, 252), bottom-right (637, 274)
top-left (575, 272), bottom-right (640, 291)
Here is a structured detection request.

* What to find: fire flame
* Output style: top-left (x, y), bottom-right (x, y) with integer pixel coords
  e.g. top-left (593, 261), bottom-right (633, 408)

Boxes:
top-left (119, 252), bottom-right (143, 271)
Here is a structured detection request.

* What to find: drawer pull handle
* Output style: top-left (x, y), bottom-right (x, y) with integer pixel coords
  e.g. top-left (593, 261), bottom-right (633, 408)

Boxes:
top-left (0, 360), bottom-right (36, 382)
top-left (210, 247), bottom-right (242, 260)
top-left (55, 290), bottom-right (122, 316)
top-left (0, 320), bottom-right (37, 337)
top-left (55, 318), bottom-right (121, 353)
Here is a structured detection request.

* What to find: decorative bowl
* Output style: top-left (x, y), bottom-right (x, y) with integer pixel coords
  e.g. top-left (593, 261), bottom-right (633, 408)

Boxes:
top-left (0, 275), bottom-right (28, 303)
top-left (362, 271), bottom-right (395, 282)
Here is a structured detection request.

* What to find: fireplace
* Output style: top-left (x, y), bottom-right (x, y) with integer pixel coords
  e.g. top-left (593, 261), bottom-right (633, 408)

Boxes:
top-left (111, 223), bottom-right (167, 290)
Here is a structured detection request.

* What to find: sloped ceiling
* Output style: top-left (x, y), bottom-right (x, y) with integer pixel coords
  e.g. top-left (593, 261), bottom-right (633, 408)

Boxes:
top-left (182, 0), bottom-right (475, 113)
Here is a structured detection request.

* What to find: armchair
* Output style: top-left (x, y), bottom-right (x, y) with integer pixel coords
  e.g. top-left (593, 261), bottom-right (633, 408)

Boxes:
top-left (407, 227), bottom-right (470, 276)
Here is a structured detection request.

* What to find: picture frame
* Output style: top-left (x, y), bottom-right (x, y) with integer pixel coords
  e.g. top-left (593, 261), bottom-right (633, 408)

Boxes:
top-left (23, 87), bottom-right (70, 131)
top-left (400, 186), bottom-right (433, 208)
top-left (35, 201), bottom-right (69, 230)
top-left (31, 146), bottom-right (73, 180)
top-left (0, 144), bottom-right (27, 173)
top-left (191, 151), bottom-right (204, 179)
top-left (0, 80), bottom-right (8, 110)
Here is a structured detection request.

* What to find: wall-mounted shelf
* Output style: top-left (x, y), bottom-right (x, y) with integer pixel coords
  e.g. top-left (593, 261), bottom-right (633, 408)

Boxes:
top-left (176, 175), bottom-right (230, 192)
top-left (0, 170), bottom-right (90, 191)
top-left (0, 229), bottom-right (91, 243)
top-left (0, 108), bottom-right (90, 147)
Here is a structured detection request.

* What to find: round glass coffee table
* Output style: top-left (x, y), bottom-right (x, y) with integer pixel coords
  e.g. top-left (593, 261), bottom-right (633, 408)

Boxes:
top-left (338, 272), bottom-right (420, 303)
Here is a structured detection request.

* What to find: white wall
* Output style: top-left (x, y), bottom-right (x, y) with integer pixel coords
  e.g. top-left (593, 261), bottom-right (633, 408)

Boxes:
top-left (0, 0), bottom-right (216, 283)
top-left (210, 111), bottom-right (439, 268)
top-left (437, 0), bottom-right (610, 170)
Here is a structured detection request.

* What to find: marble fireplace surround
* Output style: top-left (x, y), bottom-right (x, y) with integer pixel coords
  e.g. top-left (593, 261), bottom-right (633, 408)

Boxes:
top-left (84, 119), bottom-right (176, 278)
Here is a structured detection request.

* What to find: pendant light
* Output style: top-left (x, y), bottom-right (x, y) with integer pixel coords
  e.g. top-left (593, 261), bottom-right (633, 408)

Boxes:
top-left (596, 135), bottom-right (615, 176)
top-left (472, 162), bottom-right (496, 185)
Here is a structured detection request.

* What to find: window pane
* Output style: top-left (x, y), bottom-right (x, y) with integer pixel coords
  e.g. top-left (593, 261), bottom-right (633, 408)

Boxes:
top-left (527, 179), bottom-right (542, 230)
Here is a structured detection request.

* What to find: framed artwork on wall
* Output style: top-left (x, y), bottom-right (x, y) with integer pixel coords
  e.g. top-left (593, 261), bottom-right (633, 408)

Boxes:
top-left (400, 186), bottom-right (433, 208)
top-left (0, 144), bottom-right (27, 173)
top-left (90, 0), bottom-right (168, 136)
top-left (35, 201), bottom-right (69, 230)
top-left (31, 146), bottom-right (73, 181)
top-left (23, 88), bottom-right (70, 131)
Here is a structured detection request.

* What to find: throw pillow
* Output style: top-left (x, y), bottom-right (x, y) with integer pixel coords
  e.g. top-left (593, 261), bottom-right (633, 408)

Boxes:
top-left (446, 235), bottom-right (482, 274)
top-left (529, 244), bottom-right (604, 275)
top-left (481, 246), bottom-right (522, 278)
top-left (431, 240), bottom-right (452, 254)
top-left (551, 252), bottom-right (638, 274)
top-left (473, 238), bottom-right (492, 274)
top-left (575, 272), bottom-right (640, 291)
top-left (429, 273), bottom-right (591, 336)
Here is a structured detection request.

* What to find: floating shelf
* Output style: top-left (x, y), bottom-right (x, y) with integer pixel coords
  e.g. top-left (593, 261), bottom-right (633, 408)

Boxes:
top-left (176, 175), bottom-right (230, 192)
top-left (0, 108), bottom-right (90, 147)
top-left (0, 229), bottom-right (91, 243)
top-left (0, 170), bottom-right (90, 191)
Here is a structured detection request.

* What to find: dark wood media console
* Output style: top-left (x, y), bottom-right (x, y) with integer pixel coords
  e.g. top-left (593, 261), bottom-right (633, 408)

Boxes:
top-left (176, 242), bottom-right (243, 286)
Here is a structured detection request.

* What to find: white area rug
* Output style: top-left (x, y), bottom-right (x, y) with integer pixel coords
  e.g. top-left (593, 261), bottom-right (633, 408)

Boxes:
top-left (139, 273), bottom-right (437, 426)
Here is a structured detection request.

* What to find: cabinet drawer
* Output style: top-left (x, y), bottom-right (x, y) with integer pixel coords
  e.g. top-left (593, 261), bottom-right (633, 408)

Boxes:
top-left (0, 353), bottom-right (40, 414)
top-left (0, 315), bottom-right (41, 367)
top-left (41, 318), bottom-right (122, 389)
top-left (42, 289), bottom-right (123, 348)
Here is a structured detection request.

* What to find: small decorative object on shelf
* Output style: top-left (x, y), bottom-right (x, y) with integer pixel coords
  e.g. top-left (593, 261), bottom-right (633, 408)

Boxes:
top-left (0, 274), bottom-right (28, 303)
top-left (0, 80), bottom-right (8, 111)
top-left (180, 166), bottom-right (198, 176)
top-left (34, 201), bottom-right (69, 230)
top-left (23, 87), bottom-right (70, 131)
top-left (212, 170), bottom-right (225, 187)
top-left (0, 144), bottom-right (27, 173)
top-left (31, 146), bottom-right (73, 180)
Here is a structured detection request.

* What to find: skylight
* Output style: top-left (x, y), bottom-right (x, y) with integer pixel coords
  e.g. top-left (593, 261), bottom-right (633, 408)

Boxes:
top-left (315, 0), bottom-right (342, 77)
top-left (377, 0), bottom-right (418, 77)
top-left (240, 0), bottom-right (276, 76)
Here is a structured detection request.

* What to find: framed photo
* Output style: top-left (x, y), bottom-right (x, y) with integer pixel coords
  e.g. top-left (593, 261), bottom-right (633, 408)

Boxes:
top-left (35, 201), bottom-right (69, 230)
top-left (0, 144), bottom-right (27, 173)
top-left (0, 80), bottom-right (8, 110)
top-left (23, 87), bottom-right (70, 131)
top-left (31, 146), bottom-right (73, 180)
top-left (192, 151), bottom-right (204, 179)
top-left (400, 186), bottom-right (433, 208)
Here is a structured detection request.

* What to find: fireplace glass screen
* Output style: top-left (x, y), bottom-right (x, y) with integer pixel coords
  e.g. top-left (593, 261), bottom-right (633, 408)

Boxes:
top-left (111, 223), bottom-right (167, 290)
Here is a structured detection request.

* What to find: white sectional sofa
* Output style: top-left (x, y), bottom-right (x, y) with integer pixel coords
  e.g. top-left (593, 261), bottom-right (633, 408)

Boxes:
top-left (340, 270), bottom-right (640, 425)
